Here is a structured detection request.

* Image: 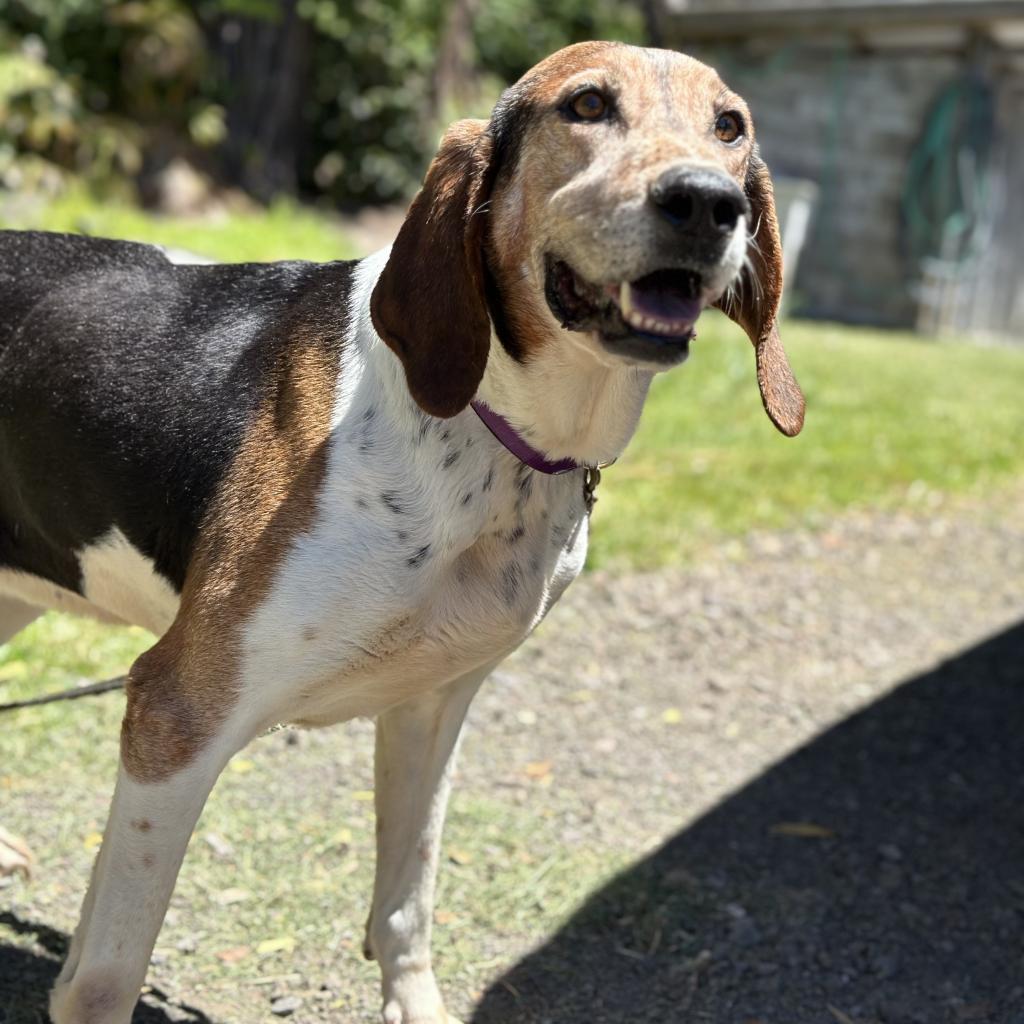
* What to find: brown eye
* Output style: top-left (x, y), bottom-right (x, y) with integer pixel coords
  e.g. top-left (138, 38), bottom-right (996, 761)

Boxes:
top-left (571, 90), bottom-right (607, 121)
top-left (714, 111), bottom-right (744, 143)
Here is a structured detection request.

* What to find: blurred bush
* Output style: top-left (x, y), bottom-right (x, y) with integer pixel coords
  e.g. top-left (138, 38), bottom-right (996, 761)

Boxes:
top-left (0, 0), bottom-right (644, 207)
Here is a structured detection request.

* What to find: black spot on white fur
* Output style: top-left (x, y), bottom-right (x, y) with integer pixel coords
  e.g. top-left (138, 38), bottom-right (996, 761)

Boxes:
top-left (500, 562), bottom-right (522, 605)
top-left (407, 544), bottom-right (432, 568)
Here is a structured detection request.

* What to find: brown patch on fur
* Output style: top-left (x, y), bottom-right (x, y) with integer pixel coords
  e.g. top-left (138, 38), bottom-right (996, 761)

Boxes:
top-left (371, 120), bottom-right (494, 418)
top-left (121, 283), bottom-right (347, 784)
top-left (131, 818), bottom-right (152, 832)
top-left (718, 153), bottom-right (805, 436)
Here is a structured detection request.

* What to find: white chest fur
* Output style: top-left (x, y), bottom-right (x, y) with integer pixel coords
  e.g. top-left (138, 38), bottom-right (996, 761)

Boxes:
top-left (236, 365), bottom-right (589, 731)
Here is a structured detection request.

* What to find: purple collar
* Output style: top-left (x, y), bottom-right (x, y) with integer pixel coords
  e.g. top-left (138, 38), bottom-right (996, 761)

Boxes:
top-left (470, 400), bottom-right (581, 475)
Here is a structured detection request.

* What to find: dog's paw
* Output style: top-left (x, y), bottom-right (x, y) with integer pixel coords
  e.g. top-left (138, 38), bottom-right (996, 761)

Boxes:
top-left (381, 968), bottom-right (459, 1024)
top-left (0, 826), bottom-right (33, 879)
top-left (383, 1010), bottom-right (462, 1024)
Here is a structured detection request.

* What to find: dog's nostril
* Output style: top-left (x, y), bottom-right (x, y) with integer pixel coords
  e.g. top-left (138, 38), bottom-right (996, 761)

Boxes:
top-left (660, 192), bottom-right (695, 227)
top-left (712, 197), bottom-right (740, 231)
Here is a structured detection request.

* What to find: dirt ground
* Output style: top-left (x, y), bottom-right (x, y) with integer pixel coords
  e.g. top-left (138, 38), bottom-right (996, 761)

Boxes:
top-left (2, 487), bottom-right (1023, 1024)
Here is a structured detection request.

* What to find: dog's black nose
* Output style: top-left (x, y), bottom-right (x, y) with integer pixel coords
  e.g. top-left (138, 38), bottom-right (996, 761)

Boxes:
top-left (649, 167), bottom-right (750, 236)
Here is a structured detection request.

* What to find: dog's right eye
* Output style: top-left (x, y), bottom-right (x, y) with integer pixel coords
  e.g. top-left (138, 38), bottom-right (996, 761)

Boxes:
top-left (568, 90), bottom-right (608, 121)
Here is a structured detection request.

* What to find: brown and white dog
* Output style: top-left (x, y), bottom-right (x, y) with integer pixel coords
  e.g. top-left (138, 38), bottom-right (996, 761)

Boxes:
top-left (0, 41), bottom-right (803, 1024)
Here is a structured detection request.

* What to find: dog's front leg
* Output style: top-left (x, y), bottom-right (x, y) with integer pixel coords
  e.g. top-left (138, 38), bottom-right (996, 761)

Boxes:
top-left (49, 646), bottom-right (248, 1024)
top-left (364, 669), bottom-right (489, 1024)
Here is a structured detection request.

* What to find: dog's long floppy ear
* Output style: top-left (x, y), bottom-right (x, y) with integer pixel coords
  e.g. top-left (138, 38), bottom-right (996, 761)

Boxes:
top-left (371, 119), bottom-right (494, 419)
top-left (716, 150), bottom-right (806, 437)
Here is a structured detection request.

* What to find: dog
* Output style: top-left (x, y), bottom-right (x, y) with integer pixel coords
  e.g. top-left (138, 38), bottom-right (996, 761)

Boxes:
top-left (0, 41), bottom-right (804, 1024)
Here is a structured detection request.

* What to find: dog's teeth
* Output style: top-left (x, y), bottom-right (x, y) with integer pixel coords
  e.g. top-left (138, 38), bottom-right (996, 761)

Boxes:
top-left (619, 282), bottom-right (633, 318)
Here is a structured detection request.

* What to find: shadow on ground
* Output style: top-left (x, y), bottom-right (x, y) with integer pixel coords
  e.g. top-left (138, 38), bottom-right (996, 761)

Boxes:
top-left (474, 621), bottom-right (1024, 1024)
top-left (0, 912), bottom-right (212, 1023)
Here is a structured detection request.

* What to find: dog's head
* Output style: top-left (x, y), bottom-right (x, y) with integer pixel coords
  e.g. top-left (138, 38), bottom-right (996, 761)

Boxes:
top-left (371, 41), bottom-right (804, 437)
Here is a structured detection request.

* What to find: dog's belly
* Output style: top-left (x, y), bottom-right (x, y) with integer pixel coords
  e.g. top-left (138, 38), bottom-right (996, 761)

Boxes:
top-left (0, 528), bottom-right (178, 636)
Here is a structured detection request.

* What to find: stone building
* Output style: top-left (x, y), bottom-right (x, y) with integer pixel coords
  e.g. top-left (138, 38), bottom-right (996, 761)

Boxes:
top-left (659, 0), bottom-right (1024, 340)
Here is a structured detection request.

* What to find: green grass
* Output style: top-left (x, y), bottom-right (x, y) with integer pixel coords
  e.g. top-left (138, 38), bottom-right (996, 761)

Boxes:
top-left (3, 185), bottom-right (358, 263)
top-left (588, 315), bottom-right (1024, 568)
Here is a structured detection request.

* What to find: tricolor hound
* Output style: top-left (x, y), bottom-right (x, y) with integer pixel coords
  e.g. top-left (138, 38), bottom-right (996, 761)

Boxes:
top-left (0, 41), bottom-right (804, 1024)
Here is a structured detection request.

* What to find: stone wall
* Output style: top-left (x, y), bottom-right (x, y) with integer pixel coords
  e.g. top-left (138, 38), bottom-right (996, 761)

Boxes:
top-left (676, 40), bottom-right (999, 326)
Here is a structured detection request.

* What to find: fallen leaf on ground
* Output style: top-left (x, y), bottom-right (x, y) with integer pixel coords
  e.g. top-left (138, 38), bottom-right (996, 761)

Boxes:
top-left (525, 760), bottom-right (552, 780)
top-left (257, 936), bottom-right (296, 955)
top-left (228, 758), bottom-right (254, 774)
top-left (214, 887), bottom-right (251, 905)
top-left (661, 707), bottom-right (683, 725)
top-left (83, 831), bottom-right (103, 850)
top-left (434, 910), bottom-right (456, 925)
top-left (215, 945), bottom-right (251, 964)
top-left (204, 832), bottom-right (234, 859)
top-left (955, 1003), bottom-right (994, 1022)
top-left (449, 848), bottom-right (473, 866)
top-left (770, 822), bottom-right (836, 839)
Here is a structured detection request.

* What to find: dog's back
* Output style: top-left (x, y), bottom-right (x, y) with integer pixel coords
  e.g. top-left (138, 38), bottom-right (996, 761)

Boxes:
top-left (0, 229), bottom-right (355, 599)
top-left (0, 231), bottom-right (170, 350)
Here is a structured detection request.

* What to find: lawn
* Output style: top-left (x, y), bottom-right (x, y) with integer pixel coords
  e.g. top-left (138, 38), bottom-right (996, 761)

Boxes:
top-left (589, 314), bottom-right (1024, 567)
top-left (2, 185), bottom-right (358, 264)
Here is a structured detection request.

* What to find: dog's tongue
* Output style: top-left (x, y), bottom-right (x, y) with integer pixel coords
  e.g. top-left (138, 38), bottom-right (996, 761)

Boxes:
top-left (630, 269), bottom-right (702, 321)
top-left (607, 269), bottom-right (703, 334)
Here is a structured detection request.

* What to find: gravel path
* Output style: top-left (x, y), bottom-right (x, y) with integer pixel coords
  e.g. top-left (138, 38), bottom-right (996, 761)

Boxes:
top-left (2, 487), bottom-right (1022, 1024)
top-left (468, 489), bottom-right (1024, 1024)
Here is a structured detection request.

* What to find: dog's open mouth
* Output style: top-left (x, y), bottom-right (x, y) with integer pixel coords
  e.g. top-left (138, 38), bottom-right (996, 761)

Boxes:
top-left (544, 256), bottom-right (703, 360)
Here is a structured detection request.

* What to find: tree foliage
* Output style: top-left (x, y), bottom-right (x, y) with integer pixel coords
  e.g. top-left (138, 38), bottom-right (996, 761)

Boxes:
top-left (0, 0), bottom-right (644, 204)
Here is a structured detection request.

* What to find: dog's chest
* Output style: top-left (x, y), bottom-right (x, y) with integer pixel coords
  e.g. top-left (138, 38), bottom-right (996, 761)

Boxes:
top-left (237, 421), bottom-right (590, 729)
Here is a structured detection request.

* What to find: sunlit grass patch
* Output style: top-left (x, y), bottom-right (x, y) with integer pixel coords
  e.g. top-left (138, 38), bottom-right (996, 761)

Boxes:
top-left (5, 185), bottom-right (358, 264)
top-left (589, 315), bottom-right (1024, 568)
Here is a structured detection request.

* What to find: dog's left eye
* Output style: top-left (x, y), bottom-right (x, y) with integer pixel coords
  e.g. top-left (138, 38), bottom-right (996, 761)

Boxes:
top-left (570, 90), bottom-right (608, 121)
top-left (714, 111), bottom-right (745, 143)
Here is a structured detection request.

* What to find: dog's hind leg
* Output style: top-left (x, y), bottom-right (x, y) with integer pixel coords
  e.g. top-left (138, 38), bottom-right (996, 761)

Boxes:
top-left (364, 668), bottom-right (490, 1024)
top-left (49, 643), bottom-right (252, 1024)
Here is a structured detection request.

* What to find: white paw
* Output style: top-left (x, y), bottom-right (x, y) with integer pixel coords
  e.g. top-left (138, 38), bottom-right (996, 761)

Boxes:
top-left (0, 826), bottom-right (33, 879)
top-left (381, 967), bottom-right (458, 1024)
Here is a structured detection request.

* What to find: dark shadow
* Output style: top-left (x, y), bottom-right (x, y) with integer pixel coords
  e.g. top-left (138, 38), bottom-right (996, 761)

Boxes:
top-left (474, 622), bottom-right (1024, 1024)
top-left (0, 912), bottom-right (214, 1024)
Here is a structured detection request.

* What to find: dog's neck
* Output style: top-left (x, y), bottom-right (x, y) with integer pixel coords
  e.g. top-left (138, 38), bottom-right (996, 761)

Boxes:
top-left (475, 324), bottom-right (654, 469)
top-left (357, 245), bottom-right (652, 475)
